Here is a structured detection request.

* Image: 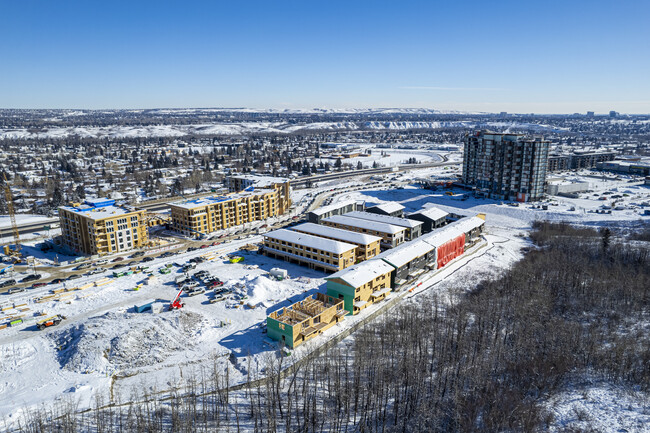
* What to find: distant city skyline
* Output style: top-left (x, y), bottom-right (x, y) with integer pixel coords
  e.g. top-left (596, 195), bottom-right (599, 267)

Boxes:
top-left (2, 0), bottom-right (649, 114)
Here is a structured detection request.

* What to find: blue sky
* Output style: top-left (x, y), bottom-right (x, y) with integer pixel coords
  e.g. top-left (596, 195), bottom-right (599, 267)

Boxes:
top-left (2, 0), bottom-right (649, 113)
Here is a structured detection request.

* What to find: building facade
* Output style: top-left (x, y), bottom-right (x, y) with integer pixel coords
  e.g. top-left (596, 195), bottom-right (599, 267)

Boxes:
top-left (291, 222), bottom-right (381, 262)
top-left (58, 198), bottom-right (148, 255)
top-left (321, 214), bottom-right (406, 249)
top-left (366, 202), bottom-right (405, 217)
top-left (343, 210), bottom-right (423, 241)
top-left (408, 207), bottom-right (449, 233)
top-left (267, 293), bottom-right (347, 348)
top-left (462, 131), bottom-right (550, 202)
top-left (227, 175), bottom-right (292, 214)
top-left (263, 229), bottom-right (357, 273)
top-left (170, 188), bottom-right (282, 238)
top-left (548, 151), bottom-right (616, 172)
top-left (307, 200), bottom-right (365, 224)
top-left (325, 260), bottom-right (394, 315)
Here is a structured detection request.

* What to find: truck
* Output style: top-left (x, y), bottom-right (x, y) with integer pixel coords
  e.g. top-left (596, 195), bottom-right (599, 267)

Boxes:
top-left (36, 314), bottom-right (66, 330)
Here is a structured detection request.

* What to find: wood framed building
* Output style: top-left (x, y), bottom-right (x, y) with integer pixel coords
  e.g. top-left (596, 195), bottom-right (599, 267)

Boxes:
top-left (291, 222), bottom-right (381, 262)
top-left (325, 260), bottom-right (394, 315)
top-left (262, 229), bottom-right (357, 273)
top-left (343, 210), bottom-right (423, 241)
top-left (321, 214), bottom-right (406, 250)
top-left (58, 198), bottom-right (149, 256)
top-left (267, 293), bottom-right (347, 348)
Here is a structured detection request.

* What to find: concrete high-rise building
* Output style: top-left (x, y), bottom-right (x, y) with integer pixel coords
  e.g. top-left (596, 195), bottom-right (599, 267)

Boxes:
top-left (462, 131), bottom-right (549, 202)
top-left (58, 198), bottom-right (149, 255)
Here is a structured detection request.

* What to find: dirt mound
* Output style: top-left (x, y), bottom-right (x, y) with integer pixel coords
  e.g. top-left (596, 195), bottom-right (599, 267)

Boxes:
top-left (52, 310), bottom-right (205, 375)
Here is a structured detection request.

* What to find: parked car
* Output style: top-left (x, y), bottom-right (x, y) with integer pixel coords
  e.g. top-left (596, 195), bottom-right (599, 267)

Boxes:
top-left (200, 244), bottom-right (209, 249)
top-left (95, 259), bottom-right (108, 265)
top-left (206, 280), bottom-right (224, 288)
top-left (88, 268), bottom-right (106, 275)
top-left (187, 247), bottom-right (199, 252)
top-left (75, 263), bottom-right (92, 271)
top-left (7, 287), bottom-right (26, 294)
top-left (67, 274), bottom-right (82, 280)
top-left (21, 274), bottom-right (41, 283)
top-left (141, 256), bottom-right (155, 262)
top-left (50, 278), bottom-right (65, 284)
top-left (131, 251), bottom-right (145, 258)
top-left (31, 282), bottom-right (48, 288)
top-left (112, 263), bottom-right (127, 269)
top-left (112, 257), bottom-right (124, 262)
top-left (0, 279), bottom-right (17, 288)
top-left (211, 241), bottom-right (220, 246)
top-left (186, 287), bottom-right (206, 297)
top-left (194, 270), bottom-right (209, 278)
top-left (181, 281), bottom-right (199, 291)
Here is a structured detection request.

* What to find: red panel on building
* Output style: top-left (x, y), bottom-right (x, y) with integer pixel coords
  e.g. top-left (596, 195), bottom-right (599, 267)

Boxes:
top-left (437, 233), bottom-right (466, 268)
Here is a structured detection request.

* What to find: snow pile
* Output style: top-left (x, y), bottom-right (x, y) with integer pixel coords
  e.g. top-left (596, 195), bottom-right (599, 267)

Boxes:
top-left (52, 310), bottom-right (205, 375)
top-left (242, 274), bottom-right (286, 308)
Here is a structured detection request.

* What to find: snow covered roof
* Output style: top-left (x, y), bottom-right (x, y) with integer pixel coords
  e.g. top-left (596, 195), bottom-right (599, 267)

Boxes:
top-left (169, 189), bottom-right (274, 210)
top-left (264, 229), bottom-right (357, 254)
top-left (409, 207), bottom-right (449, 221)
top-left (446, 217), bottom-right (485, 234)
top-left (310, 200), bottom-right (357, 217)
top-left (322, 215), bottom-right (405, 235)
top-left (375, 240), bottom-right (434, 268)
top-left (343, 211), bottom-right (423, 229)
top-left (59, 198), bottom-right (140, 221)
top-left (368, 202), bottom-right (405, 214)
top-left (326, 259), bottom-right (394, 288)
top-left (421, 225), bottom-right (466, 247)
top-left (292, 223), bottom-right (382, 245)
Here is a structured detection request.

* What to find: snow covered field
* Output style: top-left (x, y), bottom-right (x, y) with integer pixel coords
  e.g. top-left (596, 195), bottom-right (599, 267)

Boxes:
top-left (0, 120), bottom-right (566, 140)
top-left (0, 180), bottom-right (648, 430)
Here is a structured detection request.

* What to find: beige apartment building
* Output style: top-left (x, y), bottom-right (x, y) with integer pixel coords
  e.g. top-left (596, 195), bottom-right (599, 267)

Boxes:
top-left (170, 177), bottom-right (291, 237)
top-left (58, 198), bottom-right (148, 255)
top-left (228, 175), bottom-right (292, 213)
top-left (291, 222), bottom-right (381, 263)
top-left (263, 229), bottom-right (357, 273)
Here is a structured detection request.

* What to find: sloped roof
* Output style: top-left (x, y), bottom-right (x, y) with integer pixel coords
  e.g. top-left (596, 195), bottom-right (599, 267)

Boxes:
top-left (343, 211), bottom-right (423, 229)
top-left (292, 223), bottom-right (382, 245)
top-left (326, 259), bottom-right (394, 287)
top-left (264, 229), bottom-right (357, 254)
top-left (323, 215), bottom-right (405, 235)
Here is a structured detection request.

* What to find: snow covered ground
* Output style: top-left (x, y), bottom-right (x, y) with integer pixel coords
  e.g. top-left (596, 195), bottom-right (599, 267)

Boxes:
top-left (0, 180), bottom-right (648, 429)
top-left (0, 120), bottom-right (566, 140)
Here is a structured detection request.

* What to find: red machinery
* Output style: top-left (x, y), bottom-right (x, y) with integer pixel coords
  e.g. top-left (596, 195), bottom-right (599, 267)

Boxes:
top-left (169, 288), bottom-right (185, 311)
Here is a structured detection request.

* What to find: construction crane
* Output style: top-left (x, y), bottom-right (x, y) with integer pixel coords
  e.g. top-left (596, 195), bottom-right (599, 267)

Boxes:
top-left (169, 287), bottom-right (185, 311)
top-left (2, 173), bottom-right (21, 256)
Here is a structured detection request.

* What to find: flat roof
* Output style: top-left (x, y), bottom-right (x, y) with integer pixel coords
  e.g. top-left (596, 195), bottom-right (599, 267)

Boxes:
top-left (169, 188), bottom-right (274, 210)
top-left (326, 259), bottom-right (394, 287)
top-left (292, 223), bottom-right (382, 245)
top-left (375, 239), bottom-right (435, 268)
top-left (231, 175), bottom-right (289, 187)
top-left (409, 207), bottom-right (449, 221)
top-left (420, 225), bottom-right (466, 247)
top-left (59, 199), bottom-right (140, 221)
top-left (265, 229), bottom-right (357, 254)
top-left (323, 215), bottom-right (405, 235)
top-left (343, 211), bottom-right (423, 229)
top-left (309, 199), bottom-right (357, 217)
top-left (368, 202), bottom-right (405, 214)
top-left (445, 216), bottom-right (485, 234)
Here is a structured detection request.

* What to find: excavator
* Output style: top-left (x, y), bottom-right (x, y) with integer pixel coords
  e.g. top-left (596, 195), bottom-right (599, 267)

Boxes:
top-left (169, 287), bottom-right (185, 311)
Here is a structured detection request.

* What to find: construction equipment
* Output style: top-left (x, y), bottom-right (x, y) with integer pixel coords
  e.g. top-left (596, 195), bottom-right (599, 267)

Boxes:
top-left (169, 288), bottom-right (185, 310)
top-left (36, 314), bottom-right (66, 330)
top-left (2, 173), bottom-right (21, 256)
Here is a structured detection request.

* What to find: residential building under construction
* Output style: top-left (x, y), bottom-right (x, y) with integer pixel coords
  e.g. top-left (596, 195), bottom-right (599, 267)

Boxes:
top-left (58, 198), bottom-right (149, 255)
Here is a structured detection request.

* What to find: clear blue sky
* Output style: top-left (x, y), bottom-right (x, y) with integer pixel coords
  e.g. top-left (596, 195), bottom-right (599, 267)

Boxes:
top-left (2, 0), bottom-right (649, 113)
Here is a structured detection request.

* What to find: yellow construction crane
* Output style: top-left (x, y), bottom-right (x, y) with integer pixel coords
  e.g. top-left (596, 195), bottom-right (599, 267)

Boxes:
top-left (2, 173), bottom-right (21, 255)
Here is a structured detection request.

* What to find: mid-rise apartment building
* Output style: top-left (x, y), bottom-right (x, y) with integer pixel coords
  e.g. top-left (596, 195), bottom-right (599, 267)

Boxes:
top-left (227, 175), bottom-right (291, 214)
top-left (170, 188), bottom-right (281, 238)
top-left (321, 214), bottom-right (406, 249)
top-left (462, 131), bottom-right (550, 202)
top-left (58, 198), bottom-right (148, 255)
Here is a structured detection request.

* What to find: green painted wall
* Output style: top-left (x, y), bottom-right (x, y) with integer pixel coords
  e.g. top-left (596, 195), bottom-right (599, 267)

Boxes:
top-left (267, 317), bottom-right (296, 347)
top-left (326, 281), bottom-right (355, 315)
